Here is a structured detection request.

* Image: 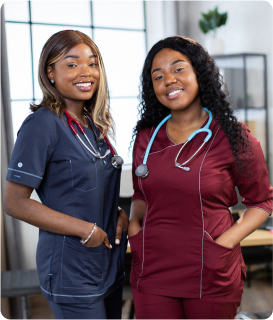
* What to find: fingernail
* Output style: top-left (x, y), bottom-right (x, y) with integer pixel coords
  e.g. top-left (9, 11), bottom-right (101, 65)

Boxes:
top-left (115, 239), bottom-right (120, 244)
top-left (110, 244), bottom-right (112, 248)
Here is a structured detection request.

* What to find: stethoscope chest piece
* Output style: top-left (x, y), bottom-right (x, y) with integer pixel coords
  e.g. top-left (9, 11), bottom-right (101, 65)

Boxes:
top-left (135, 164), bottom-right (149, 178)
top-left (111, 155), bottom-right (124, 169)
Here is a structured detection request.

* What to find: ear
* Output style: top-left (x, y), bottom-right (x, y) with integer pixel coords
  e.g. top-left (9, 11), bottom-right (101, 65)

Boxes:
top-left (47, 66), bottom-right (54, 82)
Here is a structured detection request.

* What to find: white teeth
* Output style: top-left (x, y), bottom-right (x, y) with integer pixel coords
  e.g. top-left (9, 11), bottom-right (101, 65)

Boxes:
top-left (168, 90), bottom-right (182, 96)
top-left (76, 83), bottom-right (91, 87)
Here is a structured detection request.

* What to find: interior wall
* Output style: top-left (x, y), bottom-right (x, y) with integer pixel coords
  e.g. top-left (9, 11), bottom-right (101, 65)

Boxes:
top-left (177, 0), bottom-right (273, 182)
top-left (145, 1), bottom-right (178, 50)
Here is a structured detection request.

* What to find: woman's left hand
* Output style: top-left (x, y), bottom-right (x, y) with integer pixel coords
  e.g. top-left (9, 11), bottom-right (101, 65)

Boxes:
top-left (115, 207), bottom-right (129, 245)
top-left (214, 207), bottom-right (270, 249)
top-left (214, 234), bottom-right (234, 249)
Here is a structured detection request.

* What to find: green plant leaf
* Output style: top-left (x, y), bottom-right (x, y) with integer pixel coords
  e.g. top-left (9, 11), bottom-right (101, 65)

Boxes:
top-left (199, 6), bottom-right (228, 33)
top-left (222, 12), bottom-right (228, 25)
top-left (201, 12), bottom-right (209, 22)
top-left (199, 20), bottom-right (210, 33)
top-left (210, 10), bottom-right (218, 30)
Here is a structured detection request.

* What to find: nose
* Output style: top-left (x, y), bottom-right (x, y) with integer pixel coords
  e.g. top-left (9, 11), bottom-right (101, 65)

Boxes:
top-left (165, 73), bottom-right (177, 86)
top-left (79, 65), bottom-right (91, 78)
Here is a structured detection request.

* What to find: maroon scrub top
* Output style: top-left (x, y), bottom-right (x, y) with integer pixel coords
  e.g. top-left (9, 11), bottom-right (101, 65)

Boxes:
top-left (130, 117), bottom-right (272, 299)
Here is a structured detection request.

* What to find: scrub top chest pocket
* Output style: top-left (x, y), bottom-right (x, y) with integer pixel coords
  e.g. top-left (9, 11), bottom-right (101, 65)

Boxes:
top-left (70, 157), bottom-right (98, 192)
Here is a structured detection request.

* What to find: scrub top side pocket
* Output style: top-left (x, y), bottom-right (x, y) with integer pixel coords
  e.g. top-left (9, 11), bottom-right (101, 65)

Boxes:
top-left (202, 231), bottom-right (241, 295)
top-left (61, 236), bottom-right (107, 289)
top-left (70, 158), bottom-right (98, 192)
top-left (128, 228), bottom-right (144, 279)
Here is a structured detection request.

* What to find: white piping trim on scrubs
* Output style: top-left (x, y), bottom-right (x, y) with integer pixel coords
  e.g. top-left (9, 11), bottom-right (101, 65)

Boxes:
top-left (40, 273), bottom-right (122, 298)
top-left (243, 206), bottom-right (272, 216)
top-left (134, 128), bottom-right (155, 290)
top-left (199, 126), bottom-right (220, 299)
top-left (148, 144), bottom-right (182, 156)
top-left (136, 176), bottom-right (149, 291)
top-left (204, 230), bottom-right (213, 240)
top-left (8, 168), bottom-right (42, 179)
top-left (41, 285), bottom-right (108, 297)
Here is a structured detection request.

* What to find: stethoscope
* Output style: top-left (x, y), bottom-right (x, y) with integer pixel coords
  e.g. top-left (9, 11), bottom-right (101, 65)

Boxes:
top-left (64, 110), bottom-right (123, 169)
top-left (135, 108), bottom-right (213, 178)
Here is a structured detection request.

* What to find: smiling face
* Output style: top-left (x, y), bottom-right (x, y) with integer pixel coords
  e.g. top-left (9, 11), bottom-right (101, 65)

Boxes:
top-left (47, 43), bottom-right (100, 107)
top-left (151, 48), bottom-right (201, 112)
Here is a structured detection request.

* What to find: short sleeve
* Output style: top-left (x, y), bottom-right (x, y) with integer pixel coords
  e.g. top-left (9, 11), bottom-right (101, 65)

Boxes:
top-left (232, 124), bottom-right (273, 215)
top-left (6, 109), bottom-right (56, 189)
top-left (131, 132), bottom-right (146, 202)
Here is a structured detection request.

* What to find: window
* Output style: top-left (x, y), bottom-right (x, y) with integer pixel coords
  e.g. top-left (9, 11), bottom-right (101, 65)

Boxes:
top-left (4, 1), bottom-right (146, 164)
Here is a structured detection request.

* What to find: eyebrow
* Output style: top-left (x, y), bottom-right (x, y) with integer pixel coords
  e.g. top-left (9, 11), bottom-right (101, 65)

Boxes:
top-left (63, 54), bottom-right (97, 60)
top-left (151, 59), bottom-right (187, 74)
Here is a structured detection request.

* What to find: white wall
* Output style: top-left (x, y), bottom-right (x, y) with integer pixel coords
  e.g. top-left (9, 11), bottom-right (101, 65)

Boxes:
top-left (177, 0), bottom-right (273, 182)
top-left (145, 1), bottom-right (178, 50)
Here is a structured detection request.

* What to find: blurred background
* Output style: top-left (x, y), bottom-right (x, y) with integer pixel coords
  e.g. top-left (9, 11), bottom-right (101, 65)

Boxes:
top-left (1, 1), bottom-right (272, 319)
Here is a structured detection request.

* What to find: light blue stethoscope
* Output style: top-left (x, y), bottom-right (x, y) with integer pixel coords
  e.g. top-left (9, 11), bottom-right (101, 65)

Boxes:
top-left (135, 108), bottom-right (213, 178)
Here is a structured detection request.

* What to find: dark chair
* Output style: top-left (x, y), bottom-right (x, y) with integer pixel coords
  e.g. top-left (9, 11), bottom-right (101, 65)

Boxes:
top-left (1, 269), bottom-right (41, 319)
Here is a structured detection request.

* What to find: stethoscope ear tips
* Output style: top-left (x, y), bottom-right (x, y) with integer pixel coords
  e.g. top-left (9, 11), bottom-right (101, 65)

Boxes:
top-left (111, 155), bottom-right (124, 169)
top-left (135, 164), bottom-right (149, 178)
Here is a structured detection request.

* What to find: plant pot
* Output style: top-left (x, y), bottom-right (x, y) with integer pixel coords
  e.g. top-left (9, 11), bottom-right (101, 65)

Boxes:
top-left (205, 38), bottom-right (224, 55)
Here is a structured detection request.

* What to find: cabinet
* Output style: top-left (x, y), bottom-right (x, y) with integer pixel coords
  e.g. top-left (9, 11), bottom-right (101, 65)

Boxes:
top-left (213, 53), bottom-right (269, 209)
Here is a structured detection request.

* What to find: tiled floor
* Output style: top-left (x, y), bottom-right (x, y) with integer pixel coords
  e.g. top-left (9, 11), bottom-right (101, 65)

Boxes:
top-left (28, 277), bottom-right (272, 319)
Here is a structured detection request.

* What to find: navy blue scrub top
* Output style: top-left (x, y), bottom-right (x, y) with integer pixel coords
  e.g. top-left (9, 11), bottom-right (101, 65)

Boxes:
top-left (6, 107), bottom-right (127, 303)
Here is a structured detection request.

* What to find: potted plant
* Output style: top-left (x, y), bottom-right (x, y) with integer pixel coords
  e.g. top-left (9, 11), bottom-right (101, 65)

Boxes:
top-left (199, 7), bottom-right (228, 55)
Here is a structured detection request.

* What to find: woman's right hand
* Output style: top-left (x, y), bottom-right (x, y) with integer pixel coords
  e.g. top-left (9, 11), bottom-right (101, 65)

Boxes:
top-left (84, 226), bottom-right (112, 249)
top-left (128, 220), bottom-right (142, 238)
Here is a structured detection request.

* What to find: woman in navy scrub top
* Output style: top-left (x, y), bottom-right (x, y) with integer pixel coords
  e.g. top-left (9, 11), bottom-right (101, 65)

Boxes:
top-left (128, 36), bottom-right (273, 319)
top-left (4, 30), bottom-right (128, 319)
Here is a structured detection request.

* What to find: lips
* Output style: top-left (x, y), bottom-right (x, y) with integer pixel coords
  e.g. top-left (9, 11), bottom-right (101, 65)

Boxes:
top-left (166, 87), bottom-right (184, 100)
top-left (74, 81), bottom-right (93, 92)
top-left (166, 87), bottom-right (183, 96)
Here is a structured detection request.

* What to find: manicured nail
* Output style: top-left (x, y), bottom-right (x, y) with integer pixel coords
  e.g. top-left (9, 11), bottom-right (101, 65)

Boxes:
top-left (110, 244), bottom-right (112, 248)
top-left (115, 239), bottom-right (120, 244)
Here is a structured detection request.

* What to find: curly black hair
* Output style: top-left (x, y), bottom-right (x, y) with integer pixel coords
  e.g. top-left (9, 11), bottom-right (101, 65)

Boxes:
top-left (133, 36), bottom-right (252, 173)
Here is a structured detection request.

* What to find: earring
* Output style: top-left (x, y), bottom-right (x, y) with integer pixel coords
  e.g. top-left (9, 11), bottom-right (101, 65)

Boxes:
top-left (51, 79), bottom-right (55, 83)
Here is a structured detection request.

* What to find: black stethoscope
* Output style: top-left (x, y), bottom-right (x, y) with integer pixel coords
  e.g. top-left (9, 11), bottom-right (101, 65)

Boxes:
top-left (64, 110), bottom-right (123, 169)
top-left (135, 108), bottom-right (213, 178)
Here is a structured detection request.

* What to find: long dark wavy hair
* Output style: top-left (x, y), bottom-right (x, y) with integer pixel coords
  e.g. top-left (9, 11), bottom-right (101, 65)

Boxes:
top-left (133, 36), bottom-right (252, 173)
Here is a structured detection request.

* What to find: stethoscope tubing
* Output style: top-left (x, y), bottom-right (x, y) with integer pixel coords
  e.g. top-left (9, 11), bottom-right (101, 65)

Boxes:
top-left (64, 110), bottom-right (123, 168)
top-left (143, 114), bottom-right (172, 165)
top-left (136, 108), bottom-right (213, 177)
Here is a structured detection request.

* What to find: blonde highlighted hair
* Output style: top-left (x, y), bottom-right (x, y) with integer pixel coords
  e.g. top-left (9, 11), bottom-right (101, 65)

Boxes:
top-left (31, 30), bottom-right (114, 139)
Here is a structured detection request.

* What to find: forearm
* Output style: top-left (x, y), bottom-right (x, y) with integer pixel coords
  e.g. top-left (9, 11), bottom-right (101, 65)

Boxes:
top-left (216, 207), bottom-right (269, 248)
top-left (4, 182), bottom-right (92, 239)
top-left (128, 200), bottom-right (146, 237)
top-left (129, 200), bottom-right (146, 224)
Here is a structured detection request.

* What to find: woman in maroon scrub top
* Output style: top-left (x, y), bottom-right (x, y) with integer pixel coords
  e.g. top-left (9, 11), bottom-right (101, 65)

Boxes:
top-left (128, 36), bottom-right (273, 319)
